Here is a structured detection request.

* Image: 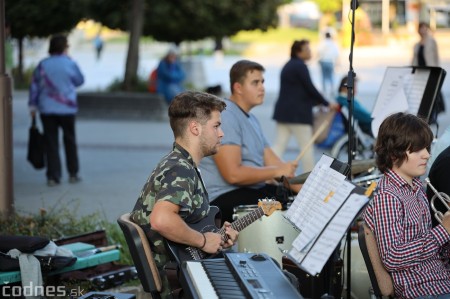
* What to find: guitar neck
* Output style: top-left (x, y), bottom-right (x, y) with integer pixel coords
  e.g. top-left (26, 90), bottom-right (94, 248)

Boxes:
top-left (218, 207), bottom-right (265, 238)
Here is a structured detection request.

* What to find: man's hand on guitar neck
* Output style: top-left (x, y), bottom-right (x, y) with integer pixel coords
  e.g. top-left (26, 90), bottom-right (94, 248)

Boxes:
top-left (202, 222), bottom-right (238, 254)
top-left (223, 221), bottom-right (238, 248)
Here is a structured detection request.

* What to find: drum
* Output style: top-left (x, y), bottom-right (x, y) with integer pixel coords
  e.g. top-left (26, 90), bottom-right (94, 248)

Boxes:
top-left (233, 205), bottom-right (299, 266)
top-left (341, 232), bottom-right (372, 299)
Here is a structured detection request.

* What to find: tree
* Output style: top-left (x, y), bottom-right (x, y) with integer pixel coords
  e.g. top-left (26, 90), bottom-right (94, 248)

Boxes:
top-left (5, 0), bottom-right (86, 84)
top-left (87, 0), bottom-right (287, 91)
top-left (311, 0), bottom-right (342, 31)
top-left (313, 0), bottom-right (341, 13)
top-left (143, 0), bottom-right (287, 44)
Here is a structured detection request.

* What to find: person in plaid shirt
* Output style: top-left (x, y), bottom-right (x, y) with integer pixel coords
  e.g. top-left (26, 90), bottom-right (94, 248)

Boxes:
top-left (363, 112), bottom-right (450, 299)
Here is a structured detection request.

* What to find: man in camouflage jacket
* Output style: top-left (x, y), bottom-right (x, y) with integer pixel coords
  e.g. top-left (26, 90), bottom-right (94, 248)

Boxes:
top-left (130, 91), bottom-right (238, 297)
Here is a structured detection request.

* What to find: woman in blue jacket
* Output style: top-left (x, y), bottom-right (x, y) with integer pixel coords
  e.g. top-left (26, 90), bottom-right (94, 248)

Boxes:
top-left (157, 49), bottom-right (185, 104)
top-left (29, 34), bottom-right (84, 186)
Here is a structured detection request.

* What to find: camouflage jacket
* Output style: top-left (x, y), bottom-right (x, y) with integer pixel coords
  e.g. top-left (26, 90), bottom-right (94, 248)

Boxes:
top-left (130, 142), bottom-right (210, 271)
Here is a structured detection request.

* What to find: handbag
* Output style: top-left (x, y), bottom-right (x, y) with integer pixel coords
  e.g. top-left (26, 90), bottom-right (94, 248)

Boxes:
top-left (0, 252), bottom-right (77, 272)
top-left (313, 108), bottom-right (336, 144)
top-left (0, 236), bottom-right (77, 272)
top-left (27, 115), bottom-right (46, 169)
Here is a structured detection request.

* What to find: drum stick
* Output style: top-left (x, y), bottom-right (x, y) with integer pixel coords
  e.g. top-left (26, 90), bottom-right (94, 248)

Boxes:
top-left (295, 120), bottom-right (330, 163)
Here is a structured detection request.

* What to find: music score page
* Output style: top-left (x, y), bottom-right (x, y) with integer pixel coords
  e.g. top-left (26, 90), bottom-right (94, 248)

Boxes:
top-left (285, 154), bottom-right (369, 275)
top-left (371, 67), bottom-right (430, 137)
top-left (285, 155), bottom-right (347, 232)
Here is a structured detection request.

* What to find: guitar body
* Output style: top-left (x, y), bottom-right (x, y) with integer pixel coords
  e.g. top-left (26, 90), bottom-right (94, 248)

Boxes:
top-left (165, 206), bottom-right (221, 264)
top-left (164, 200), bottom-right (281, 264)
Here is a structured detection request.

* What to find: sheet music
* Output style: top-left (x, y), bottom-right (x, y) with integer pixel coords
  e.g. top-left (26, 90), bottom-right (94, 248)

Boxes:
top-left (404, 69), bottom-right (430, 114)
top-left (371, 67), bottom-right (430, 137)
top-left (284, 154), bottom-right (370, 276)
top-left (285, 155), bottom-right (347, 232)
top-left (289, 180), bottom-right (356, 262)
top-left (371, 68), bottom-right (410, 119)
top-left (288, 191), bottom-right (369, 275)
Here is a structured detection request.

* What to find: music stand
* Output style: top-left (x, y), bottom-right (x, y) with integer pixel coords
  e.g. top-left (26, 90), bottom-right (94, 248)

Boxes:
top-left (371, 66), bottom-right (447, 137)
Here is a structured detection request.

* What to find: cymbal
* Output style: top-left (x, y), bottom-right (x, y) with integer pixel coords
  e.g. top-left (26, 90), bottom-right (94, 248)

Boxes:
top-left (288, 159), bottom-right (376, 185)
top-left (351, 159), bottom-right (376, 175)
top-left (288, 172), bottom-right (311, 184)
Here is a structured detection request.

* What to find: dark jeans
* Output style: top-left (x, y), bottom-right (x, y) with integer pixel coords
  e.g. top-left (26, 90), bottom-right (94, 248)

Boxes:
top-left (211, 184), bottom-right (283, 225)
top-left (40, 114), bottom-right (79, 181)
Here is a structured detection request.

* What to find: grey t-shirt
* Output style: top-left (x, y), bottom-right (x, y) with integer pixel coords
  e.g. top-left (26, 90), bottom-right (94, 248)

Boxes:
top-left (200, 99), bottom-right (270, 201)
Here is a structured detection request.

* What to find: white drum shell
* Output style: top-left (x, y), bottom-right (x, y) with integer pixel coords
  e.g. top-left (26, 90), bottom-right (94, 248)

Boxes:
top-left (233, 204), bottom-right (299, 266)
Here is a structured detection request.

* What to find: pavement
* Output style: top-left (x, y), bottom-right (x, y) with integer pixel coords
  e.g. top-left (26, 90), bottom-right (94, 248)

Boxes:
top-left (11, 34), bottom-right (450, 223)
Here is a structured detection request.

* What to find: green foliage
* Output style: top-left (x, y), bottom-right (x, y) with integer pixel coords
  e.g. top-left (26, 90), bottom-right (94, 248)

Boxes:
top-left (86, 0), bottom-right (286, 44)
top-left (312, 0), bottom-right (341, 13)
top-left (0, 199), bottom-right (133, 266)
top-left (106, 76), bottom-right (149, 92)
top-left (12, 65), bottom-right (34, 90)
top-left (84, 0), bottom-right (129, 31)
top-left (143, 0), bottom-right (285, 44)
top-left (232, 27), bottom-right (318, 44)
top-left (5, 0), bottom-right (87, 39)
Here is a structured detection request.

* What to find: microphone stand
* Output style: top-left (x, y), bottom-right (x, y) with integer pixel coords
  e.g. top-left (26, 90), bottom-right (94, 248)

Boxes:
top-left (346, 1), bottom-right (358, 299)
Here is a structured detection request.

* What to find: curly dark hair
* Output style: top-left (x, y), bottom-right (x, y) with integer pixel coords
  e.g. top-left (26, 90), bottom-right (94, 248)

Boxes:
top-left (375, 112), bottom-right (433, 173)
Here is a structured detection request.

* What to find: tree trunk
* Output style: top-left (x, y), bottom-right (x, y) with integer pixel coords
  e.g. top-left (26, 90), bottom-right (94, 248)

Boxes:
top-left (123, 0), bottom-right (144, 91)
top-left (17, 37), bottom-right (24, 85)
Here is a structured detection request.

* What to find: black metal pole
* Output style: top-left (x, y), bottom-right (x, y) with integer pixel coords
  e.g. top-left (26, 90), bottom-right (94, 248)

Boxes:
top-left (346, 0), bottom-right (358, 298)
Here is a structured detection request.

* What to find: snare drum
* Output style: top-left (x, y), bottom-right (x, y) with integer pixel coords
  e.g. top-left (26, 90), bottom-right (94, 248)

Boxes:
top-left (233, 205), bottom-right (299, 266)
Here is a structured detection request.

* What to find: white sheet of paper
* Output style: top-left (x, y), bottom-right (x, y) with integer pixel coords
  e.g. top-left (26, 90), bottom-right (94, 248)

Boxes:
top-left (371, 67), bottom-right (431, 137)
top-left (285, 155), bottom-right (347, 232)
top-left (291, 192), bottom-right (369, 275)
top-left (290, 180), bottom-right (356, 261)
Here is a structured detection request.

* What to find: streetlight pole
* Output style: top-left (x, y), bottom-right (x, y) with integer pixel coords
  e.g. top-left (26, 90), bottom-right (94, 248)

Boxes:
top-left (0, 0), bottom-right (14, 219)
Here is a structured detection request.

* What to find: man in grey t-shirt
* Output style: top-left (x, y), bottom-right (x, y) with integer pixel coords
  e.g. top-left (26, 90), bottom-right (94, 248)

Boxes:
top-left (200, 60), bottom-right (301, 224)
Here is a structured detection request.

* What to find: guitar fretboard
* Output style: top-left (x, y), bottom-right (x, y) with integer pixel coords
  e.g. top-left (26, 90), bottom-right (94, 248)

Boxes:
top-left (217, 207), bottom-right (265, 241)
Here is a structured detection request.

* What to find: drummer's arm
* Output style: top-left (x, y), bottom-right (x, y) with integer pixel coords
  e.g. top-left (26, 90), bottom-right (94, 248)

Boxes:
top-left (264, 148), bottom-right (303, 193)
top-left (213, 145), bottom-right (296, 185)
top-left (289, 184), bottom-right (302, 194)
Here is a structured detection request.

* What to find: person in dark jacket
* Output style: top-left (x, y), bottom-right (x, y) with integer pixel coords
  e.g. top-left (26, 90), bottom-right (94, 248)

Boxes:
top-left (272, 39), bottom-right (338, 172)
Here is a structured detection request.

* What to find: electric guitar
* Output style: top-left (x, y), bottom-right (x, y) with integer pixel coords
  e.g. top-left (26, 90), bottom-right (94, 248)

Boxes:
top-left (165, 199), bottom-right (282, 264)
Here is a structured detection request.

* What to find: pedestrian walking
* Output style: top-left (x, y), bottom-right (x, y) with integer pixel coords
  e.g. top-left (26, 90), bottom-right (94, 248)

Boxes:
top-left (317, 32), bottom-right (340, 98)
top-left (28, 34), bottom-right (84, 186)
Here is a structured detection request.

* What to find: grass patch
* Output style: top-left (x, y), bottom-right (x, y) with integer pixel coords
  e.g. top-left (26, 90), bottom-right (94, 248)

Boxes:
top-left (106, 76), bottom-right (149, 92)
top-left (231, 27), bottom-right (319, 44)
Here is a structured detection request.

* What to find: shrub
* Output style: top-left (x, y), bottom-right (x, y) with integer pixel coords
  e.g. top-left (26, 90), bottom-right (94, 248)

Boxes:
top-left (0, 199), bottom-right (132, 266)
